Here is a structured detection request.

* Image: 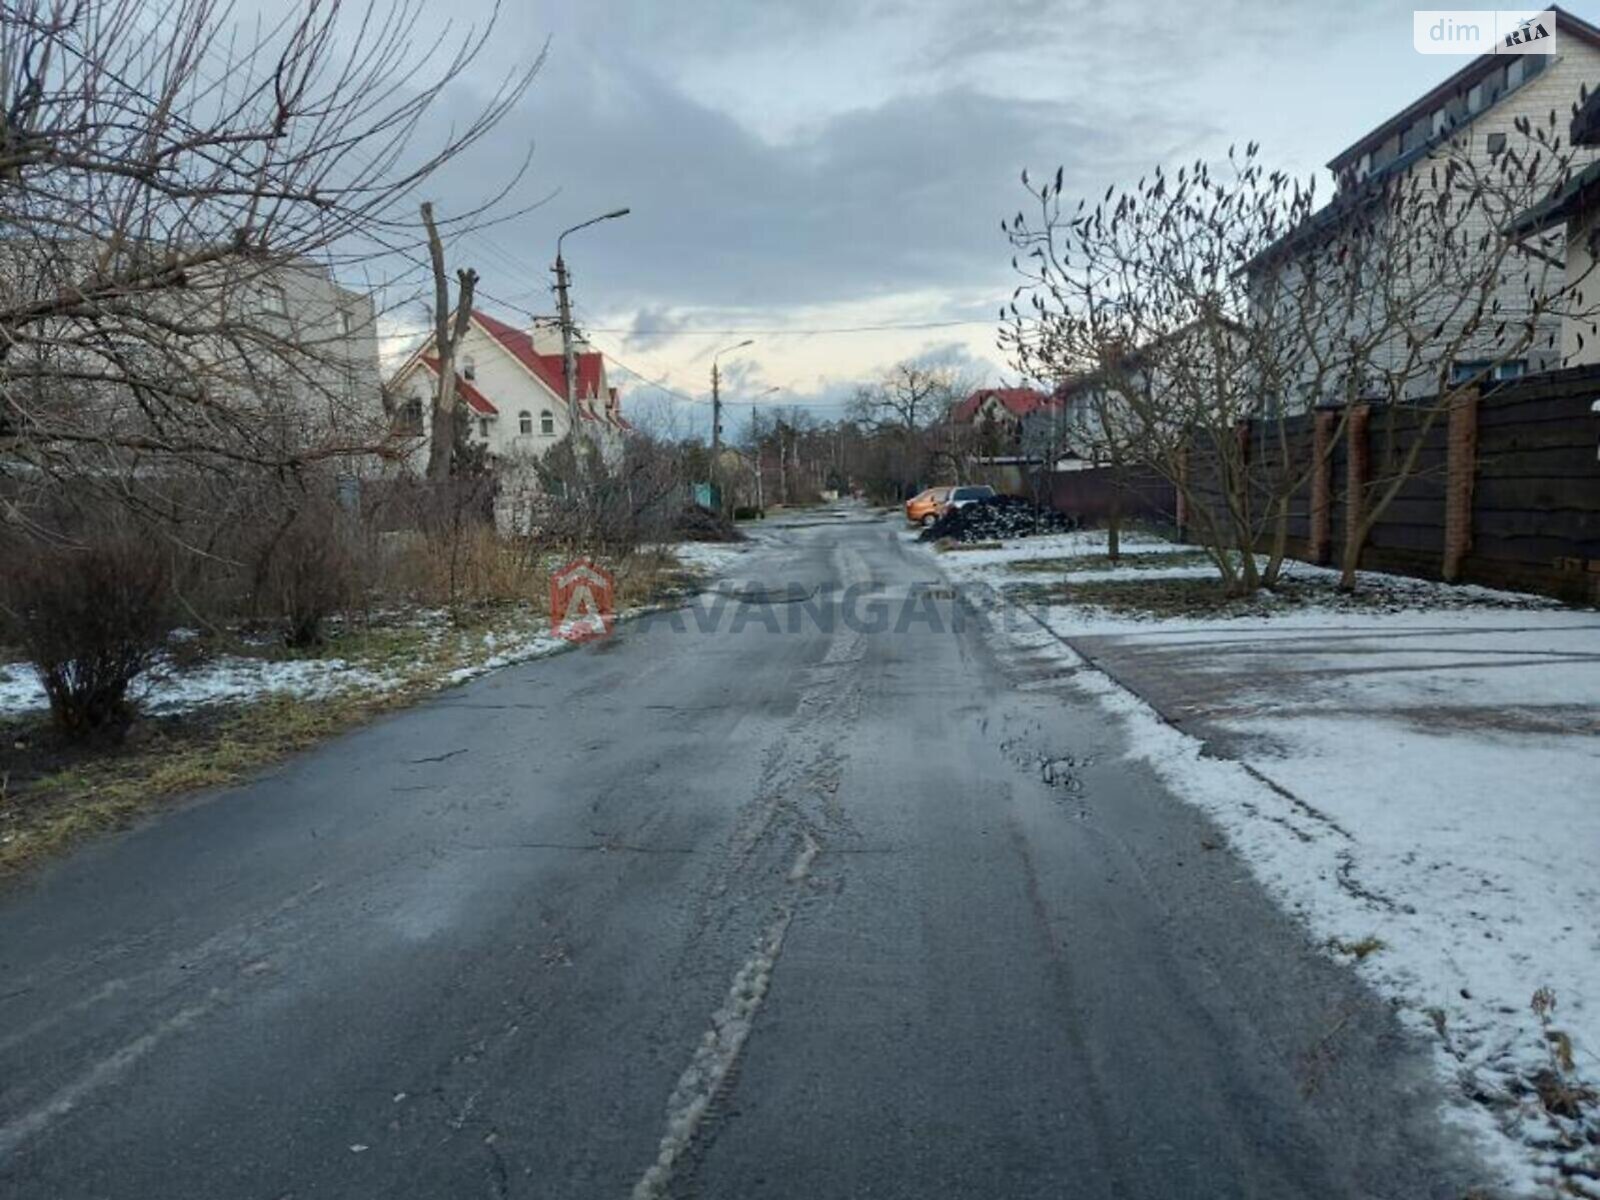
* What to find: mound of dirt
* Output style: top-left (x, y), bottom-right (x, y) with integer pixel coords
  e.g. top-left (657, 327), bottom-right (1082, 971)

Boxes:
top-left (918, 494), bottom-right (1076, 543)
top-left (673, 504), bottom-right (745, 543)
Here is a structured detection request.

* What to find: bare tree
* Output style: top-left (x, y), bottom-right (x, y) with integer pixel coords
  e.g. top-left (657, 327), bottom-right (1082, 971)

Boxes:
top-left (849, 361), bottom-right (963, 434)
top-left (1003, 121), bottom-right (1597, 595)
top-left (0, 0), bottom-right (541, 529)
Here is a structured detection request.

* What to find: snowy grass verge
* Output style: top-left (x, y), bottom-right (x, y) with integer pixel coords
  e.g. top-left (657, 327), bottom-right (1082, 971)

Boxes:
top-left (924, 522), bottom-right (1600, 1196)
top-left (0, 542), bottom-right (733, 874)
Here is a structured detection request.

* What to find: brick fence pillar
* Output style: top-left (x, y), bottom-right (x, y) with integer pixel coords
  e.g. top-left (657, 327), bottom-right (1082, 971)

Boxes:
top-left (1442, 388), bottom-right (1479, 583)
top-left (1344, 404), bottom-right (1371, 568)
top-left (1310, 409), bottom-right (1334, 565)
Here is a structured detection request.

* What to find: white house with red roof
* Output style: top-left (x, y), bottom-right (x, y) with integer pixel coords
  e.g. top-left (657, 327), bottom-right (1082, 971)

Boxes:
top-left (387, 308), bottom-right (628, 469)
top-left (947, 387), bottom-right (1053, 436)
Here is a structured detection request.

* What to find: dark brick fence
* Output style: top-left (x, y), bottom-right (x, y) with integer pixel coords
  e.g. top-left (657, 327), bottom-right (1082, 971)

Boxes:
top-left (1036, 464), bottom-right (1177, 529)
top-left (1038, 365), bottom-right (1600, 603)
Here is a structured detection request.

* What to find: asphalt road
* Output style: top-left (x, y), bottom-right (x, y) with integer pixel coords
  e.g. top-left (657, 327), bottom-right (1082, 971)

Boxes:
top-left (0, 509), bottom-right (1482, 1198)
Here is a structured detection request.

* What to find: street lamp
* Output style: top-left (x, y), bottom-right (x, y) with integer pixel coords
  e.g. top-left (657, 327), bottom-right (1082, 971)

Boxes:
top-left (709, 339), bottom-right (754, 454)
top-left (553, 208), bottom-right (631, 434)
top-left (749, 386), bottom-right (781, 512)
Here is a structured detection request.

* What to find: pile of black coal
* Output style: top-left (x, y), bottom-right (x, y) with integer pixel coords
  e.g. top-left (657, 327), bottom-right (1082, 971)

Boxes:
top-left (673, 504), bottom-right (745, 543)
top-left (918, 494), bottom-right (1077, 543)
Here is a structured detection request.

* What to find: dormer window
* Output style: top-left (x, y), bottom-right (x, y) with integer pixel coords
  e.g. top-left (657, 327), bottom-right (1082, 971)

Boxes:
top-left (1467, 81), bottom-right (1485, 113)
top-left (462, 355), bottom-right (476, 381)
top-left (1507, 57), bottom-right (1526, 89)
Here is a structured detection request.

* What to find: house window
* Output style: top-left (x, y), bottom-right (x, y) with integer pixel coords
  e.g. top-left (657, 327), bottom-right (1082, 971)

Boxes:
top-left (1467, 81), bottom-right (1485, 113)
top-left (1487, 131), bottom-right (1507, 155)
top-left (399, 397), bottom-right (424, 434)
top-left (261, 284), bottom-right (287, 317)
top-left (519, 410), bottom-right (532, 435)
top-left (1507, 57), bottom-right (1526, 89)
top-left (338, 308), bottom-right (353, 335)
top-left (463, 355), bottom-right (476, 381)
top-left (478, 417), bottom-right (489, 438)
top-left (1431, 107), bottom-right (1449, 137)
top-left (1450, 358), bottom-right (1526, 385)
top-left (540, 409), bottom-right (554, 435)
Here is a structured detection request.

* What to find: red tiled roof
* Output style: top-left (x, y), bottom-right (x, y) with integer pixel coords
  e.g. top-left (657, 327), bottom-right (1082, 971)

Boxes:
top-left (422, 357), bottom-right (497, 415)
top-left (949, 387), bottom-right (1051, 424)
top-left (471, 309), bottom-right (607, 420)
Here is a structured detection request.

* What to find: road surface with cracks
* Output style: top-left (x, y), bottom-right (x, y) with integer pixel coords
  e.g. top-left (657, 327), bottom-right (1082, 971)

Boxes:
top-left (0, 507), bottom-right (1482, 1198)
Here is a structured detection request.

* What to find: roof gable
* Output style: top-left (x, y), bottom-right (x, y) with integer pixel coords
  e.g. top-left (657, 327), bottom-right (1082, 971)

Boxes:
top-left (470, 309), bottom-right (607, 411)
top-left (388, 307), bottom-right (621, 426)
top-left (950, 387), bottom-right (1051, 423)
top-left (420, 357), bottom-right (497, 415)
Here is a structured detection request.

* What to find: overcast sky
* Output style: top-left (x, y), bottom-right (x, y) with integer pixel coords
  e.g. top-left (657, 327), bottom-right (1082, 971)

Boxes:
top-left (351, 0), bottom-right (1585, 434)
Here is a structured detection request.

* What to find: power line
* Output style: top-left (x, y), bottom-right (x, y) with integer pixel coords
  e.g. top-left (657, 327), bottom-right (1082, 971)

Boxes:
top-left (581, 318), bottom-right (997, 337)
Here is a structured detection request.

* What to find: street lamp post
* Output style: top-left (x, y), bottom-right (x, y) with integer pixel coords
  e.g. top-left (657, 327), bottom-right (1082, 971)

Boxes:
top-left (750, 385), bottom-right (780, 512)
top-left (553, 208), bottom-right (630, 438)
top-left (709, 339), bottom-right (753, 512)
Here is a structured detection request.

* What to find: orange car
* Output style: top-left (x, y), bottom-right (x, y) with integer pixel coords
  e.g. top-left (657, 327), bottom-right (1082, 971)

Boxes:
top-left (905, 486), bottom-right (952, 527)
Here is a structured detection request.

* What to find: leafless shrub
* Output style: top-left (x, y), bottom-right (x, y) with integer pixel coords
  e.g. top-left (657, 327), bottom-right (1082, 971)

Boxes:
top-left (0, 524), bottom-right (173, 738)
top-left (252, 497), bottom-right (363, 648)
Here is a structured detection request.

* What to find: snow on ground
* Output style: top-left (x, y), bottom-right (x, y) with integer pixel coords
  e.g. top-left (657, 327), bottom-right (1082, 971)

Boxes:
top-left (656, 538), bottom-right (755, 581)
top-left (929, 524), bottom-right (1600, 1196)
top-left (0, 542), bottom-right (731, 721)
top-left (918, 526), bottom-right (1180, 569)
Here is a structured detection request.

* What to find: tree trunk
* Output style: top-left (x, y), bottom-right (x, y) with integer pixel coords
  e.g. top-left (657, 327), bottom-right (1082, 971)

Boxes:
top-left (1262, 494), bottom-right (1290, 589)
top-left (1106, 460), bottom-right (1123, 562)
top-left (421, 201), bottom-right (478, 482)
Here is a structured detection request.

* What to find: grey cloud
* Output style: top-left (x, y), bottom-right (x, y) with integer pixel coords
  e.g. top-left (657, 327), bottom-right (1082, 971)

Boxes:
top-left (407, 37), bottom-right (1209, 318)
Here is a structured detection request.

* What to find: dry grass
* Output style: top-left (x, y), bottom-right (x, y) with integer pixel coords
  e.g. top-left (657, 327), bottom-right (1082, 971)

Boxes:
top-left (0, 693), bottom-right (387, 876)
top-left (1327, 934), bottom-right (1386, 961)
top-left (1003, 550), bottom-right (1212, 574)
top-left (0, 540), bottom-right (703, 878)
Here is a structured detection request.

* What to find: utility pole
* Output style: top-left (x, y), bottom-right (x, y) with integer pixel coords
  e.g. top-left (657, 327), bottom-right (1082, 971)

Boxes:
top-left (709, 340), bottom-right (753, 510)
top-left (750, 402), bottom-right (763, 512)
top-left (553, 208), bottom-right (630, 442)
top-left (553, 252), bottom-right (580, 434)
top-left (750, 386), bottom-right (779, 513)
top-left (711, 360), bottom-right (723, 457)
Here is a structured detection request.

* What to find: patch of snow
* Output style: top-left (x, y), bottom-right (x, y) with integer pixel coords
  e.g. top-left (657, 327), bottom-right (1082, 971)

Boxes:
top-left (927, 518), bottom-right (1600, 1193)
top-left (0, 655), bottom-right (399, 720)
top-left (667, 540), bottom-right (751, 581)
top-left (441, 630), bottom-right (570, 686)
